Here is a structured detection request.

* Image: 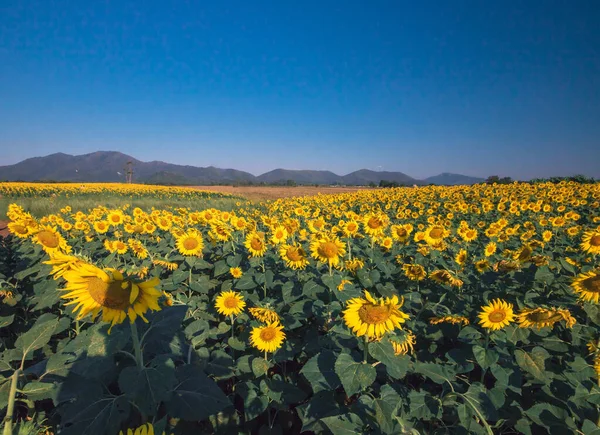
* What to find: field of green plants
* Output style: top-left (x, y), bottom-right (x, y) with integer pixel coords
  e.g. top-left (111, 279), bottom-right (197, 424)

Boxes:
top-left (1, 181), bottom-right (600, 435)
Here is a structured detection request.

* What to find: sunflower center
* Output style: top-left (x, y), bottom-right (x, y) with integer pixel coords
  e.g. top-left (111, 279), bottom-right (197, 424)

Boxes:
top-left (276, 230), bottom-right (284, 238)
top-left (348, 223), bottom-right (357, 232)
top-left (396, 228), bottom-right (407, 237)
top-left (429, 227), bottom-right (444, 239)
top-left (583, 276), bottom-right (600, 293)
top-left (488, 310), bottom-right (506, 323)
top-left (591, 235), bottom-right (600, 247)
top-left (367, 217), bottom-right (382, 229)
top-left (318, 242), bottom-right (339, 258)
top-left (37, 230), bottom-right (60, 248)
top-left (251, 238), bottom-right (264, 250)
top-left (358, 304), bottom-right (392, 324)
top-left (260, 327), bottom-right (277, 341)
top-left (223, 296), bottom-right (239, 309)
top-left (12, 225), bottom-right (27, 234)
top-left (286, 247), bottom-right (304, 262)
top-left (183, 237), bottom-right (199, 250)
top-left (111, 215), bottom-right (121, 223)
top-left (87, 277), bottom-right (131, 310)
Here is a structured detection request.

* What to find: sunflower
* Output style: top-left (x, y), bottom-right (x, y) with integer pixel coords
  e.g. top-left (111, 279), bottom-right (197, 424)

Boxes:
top-left (176, 230), bottom-right (204, 256)
top-left (128, 239), bottom-right (149, 259)
top-left (460, 228), bottom-right (478, 243)
top-left (343, 291), bottom-right (409, 339)
top-left (107, 210), bottom-right (125, 226)
top-left (270, 225), bottom-right (288, 244)
top-left (344, 258), bottom-right (364, 273)
top-left (455, 249), bottom-right (467, 267)
top-left (7, 221), bottom-right (33, 238)
top-left (478, 299), bottom-right (515, 331)
top-left (390, 330), bottom-right (416, 355)
top-left (249, 307), bottom-right (280, 323)
top-left (430, 269), bottom-right (463, 288)
top-left (484, 241), bottom-right (497, 257)
top-left (214, 290), bottom-right (246, 317)
top-left (152, 259), bottom-right (179, 271)
top-left (402, 264), bottom-right (426, 281)
top-left (513, 244), bottom-right (533, 263)
top-left (390, 224), bottom-right (413, 243)
top-left (310, 235), bottom-right (346, 268)
top-left (32, 224), bottom-right (69, 254)
top-left (429, 315), bottom-right (470, 326)
top-left (44, 251), bottom-right (87, 280)
top-left (113, 240), bottom-right (128, 255)
top-left (59, 262), bottom-right (161, 332)
top-left (342, 220), bottom-right (360, 237)
top-left (516, 307), bottom-right (576, 329)
top-left (571, 270), bottom-right (600, 303)
top-left (93, 220), bottom-right (110, 234)
top-left (250, 321), bottom-right (286, 353)
top-left (245, 231), bottom-right (268, 257)
top-left (119, 422), bottom-right (172, 435)
top-left (279, 243), bottom-right (309, 270)
top-left (363, 213), bottom-right (388, 236)
top-left (230, 267), bottom-right (243, 279)
top-left (337, 279), bottom-right (352, 291)
top-left (424, 224), bottom-right (449, 246)
top-left (581, 230), bottom-right (600, 255)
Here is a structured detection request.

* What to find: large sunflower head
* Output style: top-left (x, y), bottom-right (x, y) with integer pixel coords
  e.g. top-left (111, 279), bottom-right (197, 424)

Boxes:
top-left (424, 224), bottom-right (449, 245)
top-left (279, 243), bottom-right (309, 270)
top-left (310, 235), bottom-right (346, 266)
top-left (250, 321), bottom-right (286, 353)
top-left (245, 231), bottom-right (268, 257)
top-left (402, 264), bottom-right (427, 281)
top-left (516, 307), bottom-right (576, 329)
top-left (60, 262), bottom-right (161, 332)
top-left (478, 299), bottom-right (515, 331)
top-left (581, 230), bottom-right (600, 255)
top-left (31, 224), bottom-right (70, 254)
top-left (363, 213), bottom-right (389, 236)
top-left (270, 226), bottom-right (288, 245)
top-left (176, 230), bottom-right (204, 256)
top-left (214, 290), bottom-right (246, 317)
top-left (343, 291), bottom-right (409, 339)
top-left (571, 270), bottom-right (600, 303)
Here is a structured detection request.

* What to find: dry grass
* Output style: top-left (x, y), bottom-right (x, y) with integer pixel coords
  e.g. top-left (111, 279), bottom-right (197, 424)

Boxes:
top-left (190, 185), bottom-right (370, 201)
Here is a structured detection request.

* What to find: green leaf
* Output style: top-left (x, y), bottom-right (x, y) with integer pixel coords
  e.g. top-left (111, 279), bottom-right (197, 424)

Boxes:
top-left (408, 390), bottom-right (441, 420)
top-left (213, 260), bottom-right (230, 278)
top-left (515, 347), bottom-right (549, 382)
top-left (368, 340), bottom-right (409, 379)
top-left (525, 402), bottom-right (575, 431)
top-left (118, 356), bottom-right (176, 416)
top-left (252, 357), bottom-right (271, 378)
top-left (166, 364), bottom-right (231, 421)
top-left (235, 274), bottom-right (257, 290)
top-left (534, 266), bottom-right (554, 285)
top-left (228, 337), bottom-right (246, 351)
top-left (15, 316), bottom-right (59, 361)
top-left (415, 362), bottom-right (456, 385)
top-left (265, 378), bottom-right (307, 404)
top-left (59, 395), bottom-right (130, 435)
top-left (473, 345), bottom-right (498, 370)
top-left (300, 351), bottom-right (341, 393)
top-left (334, 353), bottom-right (376, 397)
top-left (0, 315), bottom-right (14, 329)
top-left (205, 350), bottom-right (234, 380)
top-left (297, 390), bottom-right (340, 433)
top-left (22, 381), bottom-right (58, 402)
top-left (238, 385), bottom-right (269, 421)
top-left (320, 413), bottom-right (364, 435)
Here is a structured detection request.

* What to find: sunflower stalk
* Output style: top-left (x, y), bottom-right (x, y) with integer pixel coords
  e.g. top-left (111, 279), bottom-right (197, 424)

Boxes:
top-left (363, 335), bottom-right (369, 364)
top-left (130, 321), bottom-right (144, 370)
top-left (480, 331), bottom-right (489, 383)
top-left (2, 369), bottom-right (21, 435)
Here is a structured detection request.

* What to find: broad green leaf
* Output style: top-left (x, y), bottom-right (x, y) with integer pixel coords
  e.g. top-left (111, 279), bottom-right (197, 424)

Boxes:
top-left (415, 362), bottom-right (456, 385)
top-left (408, 390), bottom-right (441, 420)
top-left (524, 402), bottom-right (575, 431)
top-left (300, 351), bottom-right (341, 393)
top-left (264, 378), bottom-right (307, 404)
top-left (515, 347), bottom-right (549, 382)
top-left (321, 413), bottom-right (364, 435)
top-left (297, 390), bottom-right (339, 433)
top-left (334, 353), bottom-right (376, 397)
top-left (228, 337), bottom-right (246, 351)
top-left (0, 315), bottom-right (14, 329)
top-left (15, 316), bottom-right (59, 361)
top-left (22, 381), bottom-right (58, 402)
top-left (368, 340), bottom-right (409, 379)
top-left (235, 274), bottom-right (257, 290)
top-left (252, 357), bottom-right (271, 378)
top-left (59, 395), bottom-right (130, 435)
top-left (213, 259), bottom-right (229, 277)
top-left (166, 364), bottom-right (231, 421)
top-left (473, 345), bottom-right (498, 370)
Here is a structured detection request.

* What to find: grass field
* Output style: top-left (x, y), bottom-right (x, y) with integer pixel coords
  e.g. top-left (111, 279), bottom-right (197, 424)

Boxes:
top-left (1, 181), bottom-right (600, 434)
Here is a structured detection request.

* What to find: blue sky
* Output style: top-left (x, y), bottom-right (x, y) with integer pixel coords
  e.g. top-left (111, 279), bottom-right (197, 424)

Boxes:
top-left (1, 0), bottom-right (599, 179)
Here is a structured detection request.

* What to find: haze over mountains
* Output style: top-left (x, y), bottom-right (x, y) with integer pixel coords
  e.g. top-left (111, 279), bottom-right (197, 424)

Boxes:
top-left (0, 151), bottom-right (484, 186)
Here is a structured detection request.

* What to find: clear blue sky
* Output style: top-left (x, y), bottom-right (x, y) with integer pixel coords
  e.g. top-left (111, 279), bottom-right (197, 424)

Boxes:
top-left (1, 1), bottom-right (599, 179)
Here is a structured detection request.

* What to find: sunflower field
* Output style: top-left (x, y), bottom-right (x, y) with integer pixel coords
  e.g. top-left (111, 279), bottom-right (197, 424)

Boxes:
top-left (1, 181), bottom-right (600, 435)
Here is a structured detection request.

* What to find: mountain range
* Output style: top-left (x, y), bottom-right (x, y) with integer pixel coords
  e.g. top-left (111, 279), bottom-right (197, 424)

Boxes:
top-left (0, 151), bottom-right (484, 186)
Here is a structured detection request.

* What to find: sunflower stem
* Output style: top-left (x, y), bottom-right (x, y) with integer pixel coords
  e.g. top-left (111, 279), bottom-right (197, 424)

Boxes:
top-left (230, 315), bottom-right (235, 339)
top-left (480, 331), bottom-right (489, 383)
top-left (130, 321), bottom-right (144, 370)
top-left (363, 336), bottom-right (369, 364)
top-left (328, 262), bottom-right (332, 277)
top-left (2, 369), bottom-right (21, 435)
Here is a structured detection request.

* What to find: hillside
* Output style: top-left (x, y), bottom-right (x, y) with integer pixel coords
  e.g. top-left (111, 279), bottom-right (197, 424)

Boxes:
top-left (0, 151), bottom-right (482, 186)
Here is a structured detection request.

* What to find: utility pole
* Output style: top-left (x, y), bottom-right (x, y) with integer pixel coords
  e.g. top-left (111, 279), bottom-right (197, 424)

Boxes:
top-left (125, 161), bottom-right (134, 184)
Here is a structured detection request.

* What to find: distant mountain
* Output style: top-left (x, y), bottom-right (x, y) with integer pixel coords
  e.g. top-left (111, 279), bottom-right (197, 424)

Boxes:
top-left (423, 173), bottom-right (484, 186)
top-left (0, 151), bottom-right (482, 186)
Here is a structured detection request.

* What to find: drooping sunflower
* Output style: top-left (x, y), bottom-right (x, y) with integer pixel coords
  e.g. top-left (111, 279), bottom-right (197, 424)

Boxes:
top-left (214, 290), bottom-right (246, 317)
top-left (455, 249), bottom-right (467, 267)
top-left (344, 258), bottom-right (365, 273)
top-left (478, 299), bottom-right (515, 331)
top-left (59, 262), bottom-right (161, 331)
top-left (474, 259), bottom-right (490, 273)
top-left (279, 243), bottom-right (310, 270)
top-left (571, 270), bottom-right (600, 303)
top-left (430, 269), bottom-right (463, 288)
top-left (402, 264), bottom-right (427, 281)
top-left (44, 251), bottom-right (87, 280)
top-left (429, 315), bottom-right (470, 326)
top-left (250, 321), bottom-right (286, 353)
top-left (152, 258), bottom-right (179, 271)
top-left (31, 224), bottom-right (70, 254)
top-left (310, 235), bottom-right (346, 268)
top-left (230, 267), bottom-right (243, 279)
top-left (581, 230), bottom-right (600, 255)
top-left (245, 231), bottom-right (268, 257)
top-left (343, 291), bottom-right (409, 339)
top-left (390, 330), bottom-right (416, 355)
top-left (249, 307), bottom-right (280, 323)
top-left (176, 229), bottom-right (204, 256)
top-left (513, 244), bottom-right (533, 263)
top-left (516, 307), bottom-right (576, 329)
